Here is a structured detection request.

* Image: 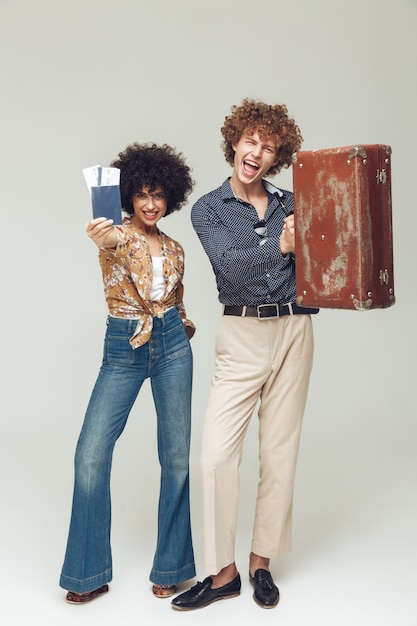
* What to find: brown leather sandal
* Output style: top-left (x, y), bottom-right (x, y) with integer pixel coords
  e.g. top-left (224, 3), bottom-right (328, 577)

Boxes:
top-left (66, 584), bottom-right (109, 604)
top-left (152, 584), bottom-right (176, 598)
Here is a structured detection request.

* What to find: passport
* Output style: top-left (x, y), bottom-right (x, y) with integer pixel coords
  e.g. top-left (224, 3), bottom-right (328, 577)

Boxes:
top-left (83, 164), bottom-right (123, 224)
top-left (91, 184), bottom-right (122, 224)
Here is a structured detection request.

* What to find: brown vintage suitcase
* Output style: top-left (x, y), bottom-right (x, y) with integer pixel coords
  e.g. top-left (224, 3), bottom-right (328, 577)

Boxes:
top-left (292, 144), bottom-right (395, 310)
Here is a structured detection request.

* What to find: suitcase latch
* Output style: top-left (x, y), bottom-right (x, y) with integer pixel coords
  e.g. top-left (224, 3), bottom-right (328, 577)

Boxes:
top-left (377, 169), bottom-right (387, 184)
top-left (379, 269), bottom-right (389, 284)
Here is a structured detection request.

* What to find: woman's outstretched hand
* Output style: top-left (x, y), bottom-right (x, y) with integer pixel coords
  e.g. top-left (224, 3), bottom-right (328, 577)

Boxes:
top-left (86, 217), bottom-right (119, 249)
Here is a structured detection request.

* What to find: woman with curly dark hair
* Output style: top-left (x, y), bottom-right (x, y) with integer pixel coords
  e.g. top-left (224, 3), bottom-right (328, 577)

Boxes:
top-left (60, 143), bottom-right (196, 603)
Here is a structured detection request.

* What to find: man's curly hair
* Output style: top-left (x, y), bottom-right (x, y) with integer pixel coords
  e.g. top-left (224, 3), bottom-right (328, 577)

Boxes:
top-left (221, 99), bottom-right (303, 177)
top-left (110, 142), bottom-right (194, 216)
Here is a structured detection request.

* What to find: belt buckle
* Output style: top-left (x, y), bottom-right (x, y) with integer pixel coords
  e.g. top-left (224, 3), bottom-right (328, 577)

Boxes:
top-left (257, 304), bottom-right (279, 319)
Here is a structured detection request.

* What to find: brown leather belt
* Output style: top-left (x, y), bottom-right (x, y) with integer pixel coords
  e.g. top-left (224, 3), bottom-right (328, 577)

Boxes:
top-left (223, 303), bottom-right (319, 319)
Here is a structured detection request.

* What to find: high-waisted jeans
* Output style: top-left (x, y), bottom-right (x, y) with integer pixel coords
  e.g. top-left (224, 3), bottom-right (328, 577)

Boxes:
top-left (59, 307), bottom-right (195, 593)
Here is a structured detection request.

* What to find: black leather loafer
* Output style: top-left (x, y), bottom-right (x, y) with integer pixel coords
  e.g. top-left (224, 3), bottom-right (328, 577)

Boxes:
top-left (171, 573), bottom-right (241, 610)
top-left (249, 569), bottom-right (279, 608)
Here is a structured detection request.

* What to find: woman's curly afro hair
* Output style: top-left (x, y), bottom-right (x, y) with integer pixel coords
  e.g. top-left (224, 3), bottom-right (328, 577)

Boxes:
top-left (221, 98), bottom-right (303, 177)
top-left (110, 142), bottom-right (194, 216)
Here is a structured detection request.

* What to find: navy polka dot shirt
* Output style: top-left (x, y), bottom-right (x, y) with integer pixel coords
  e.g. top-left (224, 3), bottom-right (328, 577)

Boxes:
top-left (191, 178), bottom-right (296, 306)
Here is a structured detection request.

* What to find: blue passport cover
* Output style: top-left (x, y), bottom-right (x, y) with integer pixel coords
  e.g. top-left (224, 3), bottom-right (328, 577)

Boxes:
top-left (91, 185), bottom-right (122, 225)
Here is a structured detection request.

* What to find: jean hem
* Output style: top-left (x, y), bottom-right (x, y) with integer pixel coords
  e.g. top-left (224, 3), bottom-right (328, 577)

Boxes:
top-left (149, 562), bottom-right (196, 586)
top-left (59, 568), bottom-right (113, 594)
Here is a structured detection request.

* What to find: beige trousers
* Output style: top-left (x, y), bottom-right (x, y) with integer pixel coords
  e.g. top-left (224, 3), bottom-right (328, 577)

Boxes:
top-left (201, 312), bottom-right (314, 574)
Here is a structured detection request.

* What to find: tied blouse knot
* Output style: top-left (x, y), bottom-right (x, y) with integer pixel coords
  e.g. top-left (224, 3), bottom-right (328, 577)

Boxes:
top-left (98, 217), bottom-right (195, 348)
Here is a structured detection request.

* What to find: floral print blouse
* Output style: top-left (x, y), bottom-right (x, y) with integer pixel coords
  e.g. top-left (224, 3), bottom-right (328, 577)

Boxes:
top-left (98, 217), bottom-right (195, 349)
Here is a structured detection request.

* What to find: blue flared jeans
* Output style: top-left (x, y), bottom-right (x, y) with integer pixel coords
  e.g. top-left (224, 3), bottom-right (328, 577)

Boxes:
top-left (59, 307), bottom-right (195, 593)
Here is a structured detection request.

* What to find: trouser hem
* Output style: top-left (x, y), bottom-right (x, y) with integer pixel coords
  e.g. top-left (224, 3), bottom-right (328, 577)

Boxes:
top-left (59, 568), bottom-right (113, 594)
top-left (150, 562), bottom-right (196, 586)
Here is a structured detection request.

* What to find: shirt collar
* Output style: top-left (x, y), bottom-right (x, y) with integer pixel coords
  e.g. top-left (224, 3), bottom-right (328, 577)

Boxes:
top-left (263, 180), bottom-right (284, 197)
top-left (221, 177), bottom-right (284, 201)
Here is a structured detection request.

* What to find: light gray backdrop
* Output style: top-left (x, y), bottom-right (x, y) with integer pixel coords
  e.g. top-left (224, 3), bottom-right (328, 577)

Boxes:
top-left (1, 1), bottom-right (415, 625)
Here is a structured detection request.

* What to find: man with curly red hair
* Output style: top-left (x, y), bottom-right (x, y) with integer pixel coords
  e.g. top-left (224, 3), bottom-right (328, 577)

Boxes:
top-left (172, 99), bottom-right (318, 611)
